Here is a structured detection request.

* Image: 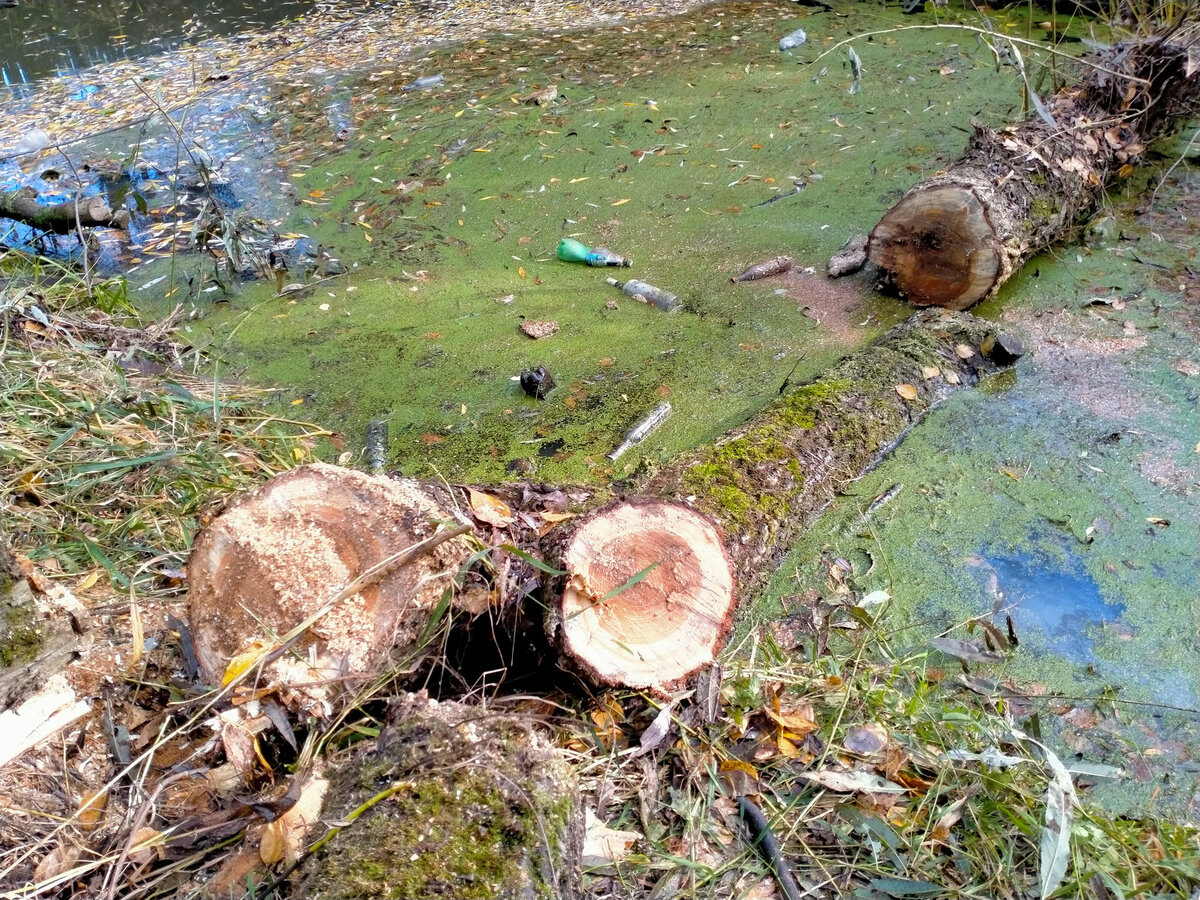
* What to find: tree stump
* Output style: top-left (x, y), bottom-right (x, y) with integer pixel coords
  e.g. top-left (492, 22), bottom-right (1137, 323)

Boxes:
top-left (868, 36), bottom-right (1200, 310)
top-left (550, 500), bottom-right (735, 692)
top-left (187, 463), bottom-right (471, 707)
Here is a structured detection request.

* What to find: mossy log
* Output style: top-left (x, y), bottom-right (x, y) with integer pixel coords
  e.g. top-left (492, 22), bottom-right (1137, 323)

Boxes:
top-left (187, 313), bottom-right (1022, 697)
top-left (637, 310), bottom-right (1018, 602)
top-left (0, 188), bottom-right (126, 234)
top-left (868, 36), bottom-right (1200, 310)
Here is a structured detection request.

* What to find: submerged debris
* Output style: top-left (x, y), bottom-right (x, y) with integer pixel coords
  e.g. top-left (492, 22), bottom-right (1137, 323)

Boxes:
top-left (520, 365), bottom-right (555, 399)
top-left (731, 255), bottom-right (793, 283)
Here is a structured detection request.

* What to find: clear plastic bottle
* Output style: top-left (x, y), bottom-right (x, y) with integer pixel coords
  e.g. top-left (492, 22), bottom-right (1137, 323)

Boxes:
top-left (605, 277), bottom-right (681, 312)
top-left (585, 247), bottom-right (632, 267)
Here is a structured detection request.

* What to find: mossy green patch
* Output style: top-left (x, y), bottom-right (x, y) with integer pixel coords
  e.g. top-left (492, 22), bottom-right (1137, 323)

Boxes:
top-left (303, 699), bottom-right (578, 900)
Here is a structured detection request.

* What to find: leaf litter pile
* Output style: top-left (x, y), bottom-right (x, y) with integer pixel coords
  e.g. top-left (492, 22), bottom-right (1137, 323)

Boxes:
top-left (2, 2), bottom-right (1200, 899)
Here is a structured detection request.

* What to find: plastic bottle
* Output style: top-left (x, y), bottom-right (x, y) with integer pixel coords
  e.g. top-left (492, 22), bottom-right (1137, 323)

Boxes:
top-left (557, 238), bottom-right (591, 263)
top-left (779, 28), bottom-right (807, 51)
top-left (585, 246), bottom-right (632, 267)
top-left (608, 402), bottom-right (672, 460)
top-left (605, 276), bottom-right (681, 313)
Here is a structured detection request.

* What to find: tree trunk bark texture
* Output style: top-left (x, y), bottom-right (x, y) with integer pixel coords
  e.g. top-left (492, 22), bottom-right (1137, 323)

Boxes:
top-left (868, 35), bottom-right (1200, 310)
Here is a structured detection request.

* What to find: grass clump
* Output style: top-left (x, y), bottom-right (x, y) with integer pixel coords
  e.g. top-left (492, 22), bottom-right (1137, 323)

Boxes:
top-left (571, 594), bottom-right (1200, 899)
top-left (0, 249), bottom-right (325, 593)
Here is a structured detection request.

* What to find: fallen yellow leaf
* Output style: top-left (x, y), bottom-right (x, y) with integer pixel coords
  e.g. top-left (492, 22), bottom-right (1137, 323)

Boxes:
top-left (895, 383), bottom-right (919, 401)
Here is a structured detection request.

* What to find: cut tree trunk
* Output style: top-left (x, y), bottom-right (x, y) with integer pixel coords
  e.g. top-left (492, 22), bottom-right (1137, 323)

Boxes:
top-left (0, 188), bottom-right (126, 234)
top-left (187, 312), bottom-right (1023, 696)
top-left (550, 499), bottom-right (736, 691)
top-left (867, 34), bottom-right (1200, 310)
top-left (186, 463), bottom-right (473, 709)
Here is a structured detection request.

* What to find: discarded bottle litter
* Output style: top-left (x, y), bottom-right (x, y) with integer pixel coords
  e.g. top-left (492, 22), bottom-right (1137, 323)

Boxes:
top-left (586, 247), bottom-right (632, 267)
top-left (557, 238), bottom-right (632, 267)
top-left (365, 419), bottom-right (388, 474)
top-left (403, 74), bottom-right (444, 91)
top-left (520, 366), bottom-right (555, 400)
top-left (605, 277), bottom-right (681, 312)
top-left (779, 28), bottom-right (807, 51)
top-left (732, 255), bottom-right (793, 283)
top-left (608, 402), bottom-right (672, 460)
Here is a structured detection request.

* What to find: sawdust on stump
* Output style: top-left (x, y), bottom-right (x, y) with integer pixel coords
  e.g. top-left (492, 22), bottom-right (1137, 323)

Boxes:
top-left (187, 463), bottom-right (469, 707)
top-left (551, 500), bottom-right (735, 693)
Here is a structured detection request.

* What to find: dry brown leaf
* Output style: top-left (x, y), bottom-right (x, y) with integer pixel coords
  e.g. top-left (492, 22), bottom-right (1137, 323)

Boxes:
top-left (895, 383), bottom-right (919, 401)
top-left (921, 365), bottom-right (940, 380)
top-left (843, 723), bottom-right (889, 756)
top-left (582, 808), bottom-right (643, 863)
top-left (954, 343), bottom-right (975, 359)
top-left (205, 846), bottom-right (265, 897)
top-left (33, 842), bottom-right (82, 884)
top-left (944, 370), bottom-right (961, 385)
top-left (221, 639), bottom-right (277, 686)
top-left (468, 488), bottom-right (515, 527)
top-left (129, 827), bottom-right (164, 865)
top-left (262, 776), bottom-right (328, 865)
top-left (220, 721), bottom-right (258, 781)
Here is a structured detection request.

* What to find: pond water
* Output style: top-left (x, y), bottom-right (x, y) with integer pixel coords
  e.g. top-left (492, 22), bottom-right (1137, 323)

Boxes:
top-left (0, 0), bottom-right (318, 88)
top-left (981, 549), bottom-right (1125, 665)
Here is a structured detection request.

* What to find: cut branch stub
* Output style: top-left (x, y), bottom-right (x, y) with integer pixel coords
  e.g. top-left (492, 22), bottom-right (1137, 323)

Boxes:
top-left (187, 463), bottom-right (469, 706)
top-left (555, 500), bottom-right (735, 692)
top-left (867, 184), bottom-right (1002, 310)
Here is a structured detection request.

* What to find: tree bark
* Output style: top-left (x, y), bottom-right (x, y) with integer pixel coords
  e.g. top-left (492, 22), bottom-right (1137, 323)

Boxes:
top-left (867, 35), bottom-right (1200, 310)
top-left (0, 188), bottom-right (125, 234)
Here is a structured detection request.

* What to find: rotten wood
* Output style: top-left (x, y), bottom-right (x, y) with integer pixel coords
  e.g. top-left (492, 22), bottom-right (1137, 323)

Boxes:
top-left (868, 34), bottom-right (1200, 310)
top-left (0, 188), bottom-right (127, 234)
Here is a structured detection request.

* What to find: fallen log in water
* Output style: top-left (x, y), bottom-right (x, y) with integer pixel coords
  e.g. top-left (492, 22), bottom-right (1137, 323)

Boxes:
top-left (867, 33), bottom-right (1200, 310)
top-left (0, 188), bottom-right (126, 234)
top-left (187, 311), bottom-right (1022, 696)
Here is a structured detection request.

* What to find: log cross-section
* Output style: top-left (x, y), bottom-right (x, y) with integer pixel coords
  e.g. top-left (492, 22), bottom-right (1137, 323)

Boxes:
top-left (868, 35), bottom-right (1200, 310)
top-left (555, 500), bottom-right (736, 692)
